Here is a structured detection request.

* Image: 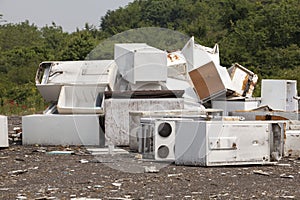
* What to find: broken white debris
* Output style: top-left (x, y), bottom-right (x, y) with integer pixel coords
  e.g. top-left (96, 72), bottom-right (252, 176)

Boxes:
top-left (79, 159), bottom-right (89, 164)
top-left (275, 163), bottom-right (291, 167)
top-left (8, 169), bottom-right (28, 175)
top-left (167, 173), bottom-right (183, 177)
top-left (112, 182), bottom-right (122, 189)
top-left (280, 174), bottom-right (294, 179)
top-left (86, 148), bottom-right (129, 155)
top-left (253, 170), bottom-right (270, 176)
top-left (144, 166), bottom-right (159, 173)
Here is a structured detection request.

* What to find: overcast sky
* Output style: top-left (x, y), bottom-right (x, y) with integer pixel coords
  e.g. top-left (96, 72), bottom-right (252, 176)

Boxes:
top-left (0, 0), bottom-right (134, 32)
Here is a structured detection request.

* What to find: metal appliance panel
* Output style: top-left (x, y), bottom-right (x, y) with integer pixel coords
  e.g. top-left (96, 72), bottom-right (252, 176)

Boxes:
top-left (22, 114), bottom-right (103, 146)
top-left (0, 116), bottom-right (8, 147)
top-left (57, 85), bottom-right (105, 114)
top-left (114, 43), bottom-right (167, 84)
top-left (206, 123), bottom-right (270, 165)
top-left (284, 130), bottom-right (300, 158)
top-left (175, 121), bottom-right (285, 166)
top-left (261, 79), bottom-right (298, 111)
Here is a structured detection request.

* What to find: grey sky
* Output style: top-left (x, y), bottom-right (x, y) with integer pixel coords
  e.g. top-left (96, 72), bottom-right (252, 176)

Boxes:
top-left (0, 0), bottom-right (134, 32)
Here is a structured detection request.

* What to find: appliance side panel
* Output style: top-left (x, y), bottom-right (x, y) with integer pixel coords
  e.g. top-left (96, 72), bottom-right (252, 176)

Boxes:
top-left (206, 122), bottom-right (270, 165)
top-left (175, 121), bottom-right (207, 166)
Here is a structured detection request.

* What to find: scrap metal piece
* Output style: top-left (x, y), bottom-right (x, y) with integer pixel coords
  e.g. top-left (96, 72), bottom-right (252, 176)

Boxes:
top-left (228, 63), bottom-right (258, 97)
top-left (0, 116), bottom-right (8, 148)
top-left (167, 51), bottom-right (187, 79)
top-left (57, 85), bottom-right (105, 114)
top-left (188, 61), bottom-right (235, 102)
top-left (182, 36), bottom-right (220, 72)
top-left (284, 121), bottom-right (300, 158)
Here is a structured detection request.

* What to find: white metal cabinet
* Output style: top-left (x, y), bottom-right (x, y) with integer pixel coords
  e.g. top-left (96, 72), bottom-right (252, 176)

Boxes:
top-left (114, 43), bottom-right (167, 84)
top-left (175, 121), bottom-right (285, 166)
top-left (0, 116), bottom-right (8, 147)
top-left (261, 79), bottom-right (298, 111)
top-left (22, 114), bottom-right (104, 146)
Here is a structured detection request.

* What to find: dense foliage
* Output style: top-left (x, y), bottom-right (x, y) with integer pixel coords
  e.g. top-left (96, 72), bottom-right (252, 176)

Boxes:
top-left (0, 0), bottom-right (299, 115)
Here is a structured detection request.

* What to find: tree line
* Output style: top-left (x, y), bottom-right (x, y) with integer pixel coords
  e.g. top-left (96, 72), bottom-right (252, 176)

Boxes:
top-left (0, 0), bottom-right (299, 115)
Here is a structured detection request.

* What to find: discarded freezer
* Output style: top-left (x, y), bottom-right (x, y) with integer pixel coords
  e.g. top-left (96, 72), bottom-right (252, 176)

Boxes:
top-left (181, 37), bottom-right (234, 102)
top-left (175, 121), bottom-right (285, 166)
top-left (36, 60), bottom-right (117, 102)
top-left (261, 79), bottom-right (298, 112)
top-left (0, 116), bottom-right (8, 147)
top-left (285, 130), bottom-right (300, 158)
top-left (104, 92), bottom-right (184, 146)
top-left (22, 114), bottom-right (105, 146)
top-left (114, 43), bottom-right (167, 85)
top-left (167, 51), bottom-right (187, 79)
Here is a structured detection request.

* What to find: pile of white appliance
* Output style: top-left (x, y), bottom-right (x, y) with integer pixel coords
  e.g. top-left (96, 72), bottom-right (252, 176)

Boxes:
top-left (20, 36), bottom-right (300, 166)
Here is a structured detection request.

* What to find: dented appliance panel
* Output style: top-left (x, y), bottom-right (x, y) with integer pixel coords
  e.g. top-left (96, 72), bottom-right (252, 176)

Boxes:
top-left (206, 123), bottom-right (270, 164)
top-left (22, 114), bottom-right (104, 146)
top-left (189, 61), bottom-right (234, 102)
top-left (175, 121), bottom-right (285, 166)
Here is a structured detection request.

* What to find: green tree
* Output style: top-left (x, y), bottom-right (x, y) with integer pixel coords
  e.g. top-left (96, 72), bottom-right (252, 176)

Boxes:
top-left (61, 30), bottom-right (98, 60)
top-left (40, 23), bottom-right (68, 60)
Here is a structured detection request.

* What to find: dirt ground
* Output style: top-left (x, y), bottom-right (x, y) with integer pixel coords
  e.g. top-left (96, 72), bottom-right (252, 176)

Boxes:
top-left (1, 117), bottom-right (300, 200)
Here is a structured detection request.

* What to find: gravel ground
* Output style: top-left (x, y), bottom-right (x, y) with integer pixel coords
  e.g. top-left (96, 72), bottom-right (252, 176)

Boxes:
top-left (1, 117), bottom-right (299, 200)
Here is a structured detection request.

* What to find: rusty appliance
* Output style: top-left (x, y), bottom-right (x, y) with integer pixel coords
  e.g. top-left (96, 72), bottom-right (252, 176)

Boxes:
top-left (228, 63), bottom-right (258, 97)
